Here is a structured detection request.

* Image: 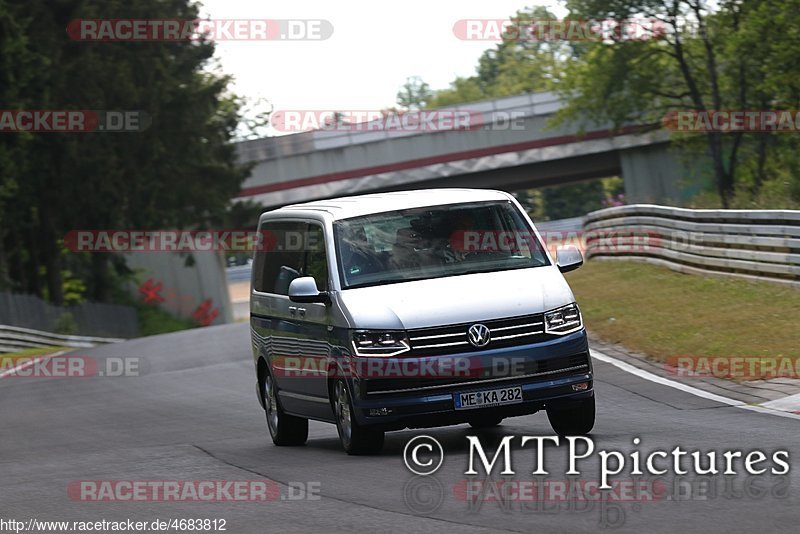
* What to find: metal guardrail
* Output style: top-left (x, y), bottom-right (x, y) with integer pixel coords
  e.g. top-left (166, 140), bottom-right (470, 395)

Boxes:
top-left (0, 325), bottom-right (124, 354)
top-left (583, 204), bottom-right (800, 286)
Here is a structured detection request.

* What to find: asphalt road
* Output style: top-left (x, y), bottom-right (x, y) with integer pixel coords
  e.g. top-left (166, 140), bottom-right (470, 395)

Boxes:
top-left (1, 323), bottom-right (798, 533)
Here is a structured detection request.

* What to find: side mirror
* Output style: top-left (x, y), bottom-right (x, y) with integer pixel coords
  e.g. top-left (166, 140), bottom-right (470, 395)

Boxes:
top-left (288, 276), bottom-right (329, 304)
top-left (556, 245), bottom-right (583, 273)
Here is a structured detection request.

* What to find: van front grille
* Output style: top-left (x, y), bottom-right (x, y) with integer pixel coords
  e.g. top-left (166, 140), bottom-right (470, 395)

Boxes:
top-left (407, 313), bottom-right (552, 356)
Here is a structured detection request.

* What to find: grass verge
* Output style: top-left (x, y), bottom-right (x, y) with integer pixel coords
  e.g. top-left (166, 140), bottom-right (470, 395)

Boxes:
top-left (137, 304), bottom-right (198, 337)
top-left (565, 260), bottom-right (800, 365)
top-left (1, 346), bottom-right (69, 367)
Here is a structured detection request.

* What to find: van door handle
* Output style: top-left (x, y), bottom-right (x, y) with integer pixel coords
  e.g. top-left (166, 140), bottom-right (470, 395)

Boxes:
top-left (297, 308), bottom-right (306, 318)
top-left (288, 306), bottom-right (297, 316)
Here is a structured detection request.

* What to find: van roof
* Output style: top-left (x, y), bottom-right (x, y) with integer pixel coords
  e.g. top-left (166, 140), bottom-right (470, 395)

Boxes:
top-left (268, 188), bottom-right (513, 221)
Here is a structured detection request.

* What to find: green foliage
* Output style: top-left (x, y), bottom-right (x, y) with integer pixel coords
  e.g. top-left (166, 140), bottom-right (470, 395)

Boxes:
top-left (0, 0), bottom-right (251, 305)
top-left (568, 260), bottom-right (800, 363)
top-left (426, 6), bottom-right (571, 107)
top-left (512, 190), bottom-right (543, 219)
top-left (541, 180), bottom-right (605, 219)
top-left (419, 1), bottom-right (800, 211)
top-left (426, 78), bottom-right (485, 108)
top-left (601, 177), bottom-right (624, 199)
top-left (61, 270), bottom-right (87, 306)
top-left (137, 303), bottom-right (198, 337)
top-left (515, 176), bottom-right (624, 220)
top-left (558, 0), bottom-right (800, 208)
top-left (208, 199), bottom-right (265, 265)
top-left (396, 76), bottom-right (433, 110)
top-left (54, 312), bottom-right (78, 335)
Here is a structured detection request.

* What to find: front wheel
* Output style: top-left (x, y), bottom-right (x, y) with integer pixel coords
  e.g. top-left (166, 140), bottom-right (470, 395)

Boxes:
top-left (333, 379), bottom-right (384, 455)
top-left (264, 374), bottom-right (308, 446)
top-left (546, 395), bottom-right (595, 436)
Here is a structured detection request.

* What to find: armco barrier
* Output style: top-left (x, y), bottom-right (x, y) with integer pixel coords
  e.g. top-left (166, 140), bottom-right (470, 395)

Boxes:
top-left (582, 204), bottom-right (800, 286)
top-left (0, 325), bottom-right (124, 354)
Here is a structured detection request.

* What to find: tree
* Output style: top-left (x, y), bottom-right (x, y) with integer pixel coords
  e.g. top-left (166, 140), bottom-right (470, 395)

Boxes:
top-left (557, 0), bottom-right (800, 207)
top-left (0, 0), bottom-right (250, 304)
top-left (426, 7), bottom-right (572, 107)
top-left (396, 76), bottom-right (433, 110)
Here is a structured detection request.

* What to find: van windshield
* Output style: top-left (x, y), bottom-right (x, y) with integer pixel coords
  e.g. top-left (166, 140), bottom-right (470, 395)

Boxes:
top-left (333, 201), bottom-right (550, 289)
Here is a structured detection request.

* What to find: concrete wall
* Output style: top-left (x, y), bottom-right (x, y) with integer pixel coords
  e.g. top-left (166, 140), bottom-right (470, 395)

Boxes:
top-left (125, 251), bottom-right (232, 326)
top-left (620, 143), bottom-right (695, 204)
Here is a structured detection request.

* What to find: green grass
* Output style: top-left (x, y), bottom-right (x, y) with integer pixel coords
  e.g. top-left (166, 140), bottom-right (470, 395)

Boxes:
top-left (1, 346), bottom-right (69, 366)
top-left (137, 304), bottom-right (198, 337)
top-left (565, 260), bottom-right (800, 362)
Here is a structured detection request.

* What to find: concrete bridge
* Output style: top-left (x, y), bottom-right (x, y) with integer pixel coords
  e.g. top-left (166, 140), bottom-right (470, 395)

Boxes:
top-left (234, 92), bottom-right (700, 208)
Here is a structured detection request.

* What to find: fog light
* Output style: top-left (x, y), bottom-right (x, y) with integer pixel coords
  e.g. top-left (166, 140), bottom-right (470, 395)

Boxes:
top-left (572, 382), bottom-right (589, 391)
top-left (369, 408), bottom-right (393, 416)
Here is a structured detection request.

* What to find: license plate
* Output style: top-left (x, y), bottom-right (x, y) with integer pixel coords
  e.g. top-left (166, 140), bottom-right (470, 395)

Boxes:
top-left (454, 386), bottom-right (523, 410)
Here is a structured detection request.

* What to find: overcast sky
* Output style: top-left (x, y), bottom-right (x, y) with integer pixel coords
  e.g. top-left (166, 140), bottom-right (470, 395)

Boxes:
top-left (198, 0), bottom-right (566, 117)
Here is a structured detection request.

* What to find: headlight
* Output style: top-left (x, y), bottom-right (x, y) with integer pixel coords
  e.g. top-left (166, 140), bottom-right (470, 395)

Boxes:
top-left (351, 330), bottom-right (410, 357)
top-left (544, 303), bottom-right (583, 335)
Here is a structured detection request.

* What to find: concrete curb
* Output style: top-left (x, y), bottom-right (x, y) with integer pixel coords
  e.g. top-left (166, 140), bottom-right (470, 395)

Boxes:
top-left (589, 335), bottom-right (800, 415)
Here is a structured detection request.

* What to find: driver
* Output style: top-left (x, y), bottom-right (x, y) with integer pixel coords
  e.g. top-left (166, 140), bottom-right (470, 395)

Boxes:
top-left (440, 211), bottom-right (477, 263)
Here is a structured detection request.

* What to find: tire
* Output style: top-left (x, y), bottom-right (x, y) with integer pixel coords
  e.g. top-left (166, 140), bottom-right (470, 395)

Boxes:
top-left (263, 374), bottom-right (308, 446)
top-left (468, 416), bottom-right (503, 429)
top-left (333, 379), bottom-right (384, 455)
top-left (546, 395), bottom-right (595, 436)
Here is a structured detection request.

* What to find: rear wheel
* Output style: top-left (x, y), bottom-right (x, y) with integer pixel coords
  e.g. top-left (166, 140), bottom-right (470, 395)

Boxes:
top-left (547, 395), bottom-right (595, 436)
top-left (333, 379), bottom-right (384, 455)
top-left (264, 374), bottom-right (308, 446)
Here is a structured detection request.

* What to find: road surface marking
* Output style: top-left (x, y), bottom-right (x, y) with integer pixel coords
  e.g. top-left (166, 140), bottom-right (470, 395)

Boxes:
top-left (591, 349), bottom-right (800, 421)
top-left (0, 351), bottom-right (66, 379)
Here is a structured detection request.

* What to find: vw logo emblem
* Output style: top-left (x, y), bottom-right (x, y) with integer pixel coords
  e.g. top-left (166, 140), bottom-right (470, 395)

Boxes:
top-left (467, 323), bottom-right (491, 348)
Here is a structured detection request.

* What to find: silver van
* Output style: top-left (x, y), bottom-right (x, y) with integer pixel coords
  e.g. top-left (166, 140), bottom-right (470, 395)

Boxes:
top-left (250, 189), bottom-right (593, 454)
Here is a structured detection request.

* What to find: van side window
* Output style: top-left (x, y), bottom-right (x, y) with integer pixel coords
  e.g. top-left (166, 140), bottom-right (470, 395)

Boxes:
top-left (252, 243), bottom-right (266, 292)
top-left (303, 223), bottom-right (329, 291)
top-left (255, 221), bottom-right (306, 295)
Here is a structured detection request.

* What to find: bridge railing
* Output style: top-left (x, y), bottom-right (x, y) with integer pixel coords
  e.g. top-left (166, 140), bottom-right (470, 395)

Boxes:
top-left (582, 204), bottom-right (800, 286)
top-left (236, 91), bottom-right (563, 163)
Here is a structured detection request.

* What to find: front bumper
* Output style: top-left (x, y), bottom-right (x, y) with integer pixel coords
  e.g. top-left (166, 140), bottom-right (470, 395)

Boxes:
top-left (348, 329), bottom-right (592, 430)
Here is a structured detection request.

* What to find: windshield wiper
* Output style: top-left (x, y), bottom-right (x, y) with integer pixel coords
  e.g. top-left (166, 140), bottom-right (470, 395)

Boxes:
top-left (450, 263), bottom-right (542, 277)
top-left (345, 277), bottom-right (420, 289)
top-left (449, 267), bottom-right (502, 277)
